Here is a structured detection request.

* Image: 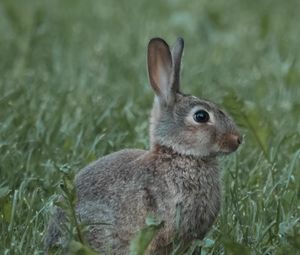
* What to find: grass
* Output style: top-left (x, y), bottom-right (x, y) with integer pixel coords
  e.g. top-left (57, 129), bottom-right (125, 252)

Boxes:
top-left (0, 0), bottom-right (300, 254)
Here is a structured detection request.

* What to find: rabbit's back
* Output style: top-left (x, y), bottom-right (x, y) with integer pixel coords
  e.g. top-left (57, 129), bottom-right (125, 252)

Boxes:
top-left (75, 149), bottom-right (146, 202)
top-left (75, 149), bottom-right (150, 252)
top-left (75, 149), bottom-right (147, 223)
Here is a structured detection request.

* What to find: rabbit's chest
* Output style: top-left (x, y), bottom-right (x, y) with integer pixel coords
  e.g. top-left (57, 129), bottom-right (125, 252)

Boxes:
top-left (164, 164), bottom-right (221, 239)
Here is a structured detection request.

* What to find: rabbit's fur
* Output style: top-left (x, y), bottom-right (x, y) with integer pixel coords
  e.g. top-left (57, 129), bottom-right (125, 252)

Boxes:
top-left (45, 37), bottom-right (241, 254)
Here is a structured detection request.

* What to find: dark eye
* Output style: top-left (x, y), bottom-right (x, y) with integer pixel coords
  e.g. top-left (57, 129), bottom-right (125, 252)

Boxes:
top-left (193, 110), bottom-right (210, 123)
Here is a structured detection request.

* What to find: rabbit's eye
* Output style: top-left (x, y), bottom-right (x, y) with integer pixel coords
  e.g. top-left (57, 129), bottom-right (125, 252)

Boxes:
top-left (193, 110), bottom-right (210, 123)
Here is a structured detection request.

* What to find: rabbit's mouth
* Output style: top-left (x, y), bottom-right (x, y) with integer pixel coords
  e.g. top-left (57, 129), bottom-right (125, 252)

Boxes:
top-left (217, 133), bottom-right (242, 154)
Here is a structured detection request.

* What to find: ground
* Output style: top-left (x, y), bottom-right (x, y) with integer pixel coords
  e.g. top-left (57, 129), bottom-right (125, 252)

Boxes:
top-left (0, 0), bottom-right (300, 254)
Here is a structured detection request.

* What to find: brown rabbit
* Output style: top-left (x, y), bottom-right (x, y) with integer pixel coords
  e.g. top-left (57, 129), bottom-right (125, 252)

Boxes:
top-left (45, 37), bottom-right (242, 254)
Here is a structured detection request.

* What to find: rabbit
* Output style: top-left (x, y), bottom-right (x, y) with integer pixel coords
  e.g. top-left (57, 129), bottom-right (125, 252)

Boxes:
top-left (45, 37), bottom-right (242, 254)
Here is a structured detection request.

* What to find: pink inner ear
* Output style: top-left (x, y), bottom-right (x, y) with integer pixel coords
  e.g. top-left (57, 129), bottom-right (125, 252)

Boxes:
top-left (148, 39), bottom-right (173, 101)
top-left (148, 57), bottom-right (161, 95)
top-left (158, 62), bottom-right (170, 92)
top-left (149, 55), bottom-right (171, 95)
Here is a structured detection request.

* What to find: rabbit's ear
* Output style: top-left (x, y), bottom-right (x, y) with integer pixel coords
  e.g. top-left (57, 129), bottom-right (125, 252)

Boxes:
top-left (147, 38), bottom-right (174, 105)
top-left (171, 37), bottom-right (184, 93)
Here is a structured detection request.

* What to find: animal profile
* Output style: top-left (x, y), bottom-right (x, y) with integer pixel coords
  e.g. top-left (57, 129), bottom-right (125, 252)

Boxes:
top-left (45, 37), bottom-right (242, 254)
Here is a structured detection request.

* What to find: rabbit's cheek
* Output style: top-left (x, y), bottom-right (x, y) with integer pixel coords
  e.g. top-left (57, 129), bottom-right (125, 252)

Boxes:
top-left (192, 130), bottom-right (216, 154)
top-left (197, 125), bottom-right (217, 143)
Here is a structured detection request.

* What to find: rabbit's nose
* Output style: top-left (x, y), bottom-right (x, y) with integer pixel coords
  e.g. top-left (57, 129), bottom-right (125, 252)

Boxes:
top-left (219, 133), bottom-right (242, 153)
top-left (229, 133), bottom-right (242, 150)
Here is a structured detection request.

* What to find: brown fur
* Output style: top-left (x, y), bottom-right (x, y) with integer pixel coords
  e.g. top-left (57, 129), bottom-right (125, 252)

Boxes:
top-left (45, 37), bottom-right (241, 254)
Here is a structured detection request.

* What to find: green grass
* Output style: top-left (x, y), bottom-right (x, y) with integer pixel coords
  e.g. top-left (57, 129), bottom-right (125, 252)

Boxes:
top-left (1, 0), bottom-right (300, 254)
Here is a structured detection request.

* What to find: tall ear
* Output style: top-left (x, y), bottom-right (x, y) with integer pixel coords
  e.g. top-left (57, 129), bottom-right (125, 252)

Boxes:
top-left (171, 37), bottom-right (184, 93)
top-left (147, 38), bottom-right (174, 105)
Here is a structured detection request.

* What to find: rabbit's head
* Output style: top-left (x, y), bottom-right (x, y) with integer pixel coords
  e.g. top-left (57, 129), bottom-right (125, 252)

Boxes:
top-left (147, 37), bottom-right (242, 157)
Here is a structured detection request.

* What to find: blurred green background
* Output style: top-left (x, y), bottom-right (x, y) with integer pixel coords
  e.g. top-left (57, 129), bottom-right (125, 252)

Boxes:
top-left (0, 0), bottom-right (300, 254)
